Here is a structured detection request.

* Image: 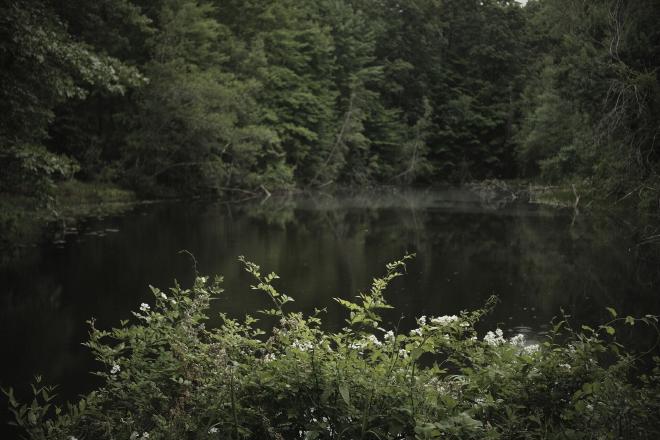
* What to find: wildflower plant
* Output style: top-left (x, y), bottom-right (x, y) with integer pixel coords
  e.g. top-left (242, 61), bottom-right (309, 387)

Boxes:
top-left (4, 255), bottom-right (660, 439)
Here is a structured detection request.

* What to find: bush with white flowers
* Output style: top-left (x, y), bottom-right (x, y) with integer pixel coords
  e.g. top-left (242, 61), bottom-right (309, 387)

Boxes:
top-left (5, 255), bottom-right (660, 439)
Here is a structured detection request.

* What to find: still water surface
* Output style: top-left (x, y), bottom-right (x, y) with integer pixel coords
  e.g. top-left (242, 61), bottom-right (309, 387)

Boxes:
top-left (1, 188), bottom-right (659, 420)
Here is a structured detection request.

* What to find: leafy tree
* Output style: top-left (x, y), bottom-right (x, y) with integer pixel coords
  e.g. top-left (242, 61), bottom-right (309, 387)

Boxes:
top-left (251, 0), bottom-right (338, 184)
top-left (1, 0), bottom-right (658, 211)
top-left (516, 0), bottom-right (660, 208)
top-left (124, 0), bottom-right (287, 194)
top-left (0, 0), bottom-right (143, 196)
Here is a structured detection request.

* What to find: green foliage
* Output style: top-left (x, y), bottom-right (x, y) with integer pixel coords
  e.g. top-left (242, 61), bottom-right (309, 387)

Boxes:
top-left (6, 257), bottom-right (660, 439)
top-left (252, 0), bottom-right (338, 184)
top-left (515, 0), bottom-right (660, 208)
top-left (0, 144), bottom-right (79, 198)
top-left (0, 0), bottom-right (144, 197)
top-left (2, 0), bottom-right (659, 212)
top-left (123, 0), bottom-right (289, 194)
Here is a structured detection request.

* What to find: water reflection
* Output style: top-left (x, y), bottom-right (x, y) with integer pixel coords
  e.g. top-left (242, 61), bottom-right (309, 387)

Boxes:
top-left (1, 188), bottom-right (659, 430)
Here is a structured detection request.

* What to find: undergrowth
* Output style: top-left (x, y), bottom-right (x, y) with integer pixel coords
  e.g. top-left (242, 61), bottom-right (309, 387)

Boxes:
top-left (5, 255), bottom-right (660, 439)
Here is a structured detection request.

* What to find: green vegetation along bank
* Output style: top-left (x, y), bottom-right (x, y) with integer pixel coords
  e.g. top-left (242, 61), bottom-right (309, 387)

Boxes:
top-left (2, 0), bottom-right (659, 213)
top-left (6, 256), bottom-right (660, 439)
top-left (0, 180), bottom-right (139, 252)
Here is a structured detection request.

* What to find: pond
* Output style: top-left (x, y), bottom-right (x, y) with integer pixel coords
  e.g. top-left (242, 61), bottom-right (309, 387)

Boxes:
top-left (1, 187), bottom-right (659, 426)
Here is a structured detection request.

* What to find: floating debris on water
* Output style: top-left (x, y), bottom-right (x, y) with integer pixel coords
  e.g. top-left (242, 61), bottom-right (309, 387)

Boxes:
top-left (84, 231), bottom-right (107, 237)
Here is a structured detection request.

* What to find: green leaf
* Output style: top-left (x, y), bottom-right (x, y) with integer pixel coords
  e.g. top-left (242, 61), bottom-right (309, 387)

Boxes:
top-left (410, 346), bottom-right (425, 361)
top-left (440, 394), bottom-right (457, 409)
top-left (606, 307), bottom-right (617, 318)
top-left (338, 383), bottom-right (350, 406)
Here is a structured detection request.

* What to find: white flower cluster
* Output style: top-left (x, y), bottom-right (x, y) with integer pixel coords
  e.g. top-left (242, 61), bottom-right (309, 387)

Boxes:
top-left (505, 333), bottom-right (541, 354)
top-left (523, 344), bottom-right (539, 354)
top-left (417, 315), bottom-right (427, 325)
top-left (130, 432), bottom-right (150, 440)
top-left (409, 328), bottom-right (423, 337)
top-left (291, 340), bottom-right (314, 352)
top-left (349, 337), bottom-right (382, 351)
top-left (263, 353), bottom-right (277, 363)
top-left (509, 333), bottom-right (526, 347)
top-left (208, 427), bottom-right (219, 434)
top-left (139, 303), bottom-right (150, 312)
top-left (483, 328), bottom-right (505, 346)
top-left (383, 330), bottom-right (395, 341)
top-left (430, 315), bottom-right (459, 326)
top-left (398, 348), bottom-right (409, 359)
top-left (367, 334), bottom-right (382, 347)
top-left (110, 363), bottom-right (121, 374)
top-left (349, 341), bottom-right (365, 351)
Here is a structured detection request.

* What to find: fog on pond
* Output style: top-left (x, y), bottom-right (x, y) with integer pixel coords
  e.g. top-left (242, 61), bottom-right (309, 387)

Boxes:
top-left (1, 188), bottom-right (658, 405)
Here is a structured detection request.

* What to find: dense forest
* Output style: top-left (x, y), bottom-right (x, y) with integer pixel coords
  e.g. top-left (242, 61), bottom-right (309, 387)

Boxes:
top-left (1, 0), bottom-right (659, 208)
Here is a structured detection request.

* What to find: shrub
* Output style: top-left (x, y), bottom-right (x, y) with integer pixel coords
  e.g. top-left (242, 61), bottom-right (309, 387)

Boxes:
top-left (5, 256), bottom-right (660, 439)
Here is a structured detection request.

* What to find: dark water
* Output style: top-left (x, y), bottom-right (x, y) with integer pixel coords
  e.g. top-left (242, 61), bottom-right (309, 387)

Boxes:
top-left (2, 188), bottom-right (659, 431)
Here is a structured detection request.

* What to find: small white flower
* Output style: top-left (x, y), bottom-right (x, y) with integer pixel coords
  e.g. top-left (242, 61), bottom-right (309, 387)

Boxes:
top-left (459, 321), bottom-right (470, 328)
top-left (409, 328), bottom-right (423, 337)
top-left (483, 329), bottom-right (506, 346)
top-left (586, 404), bottom-right (593, 411)
top-left (208, 426), bottom-right (219, 434)
top-left (130, 432), bottom-right (140, 440)
top-left (349, 341), bottom-right (365, 351)
top-left (430, 315), bottom-right (459, 326)
top-left (170, 299), bottom-right (177, 305)
top-left (141, 433), bottom-right (150, 439)
top-left (559, 363), bottom-right (572, 370)
top-left (263, 353), bottom-right (276, 363)
top-left (509, 334), bottom-right (526, 347)
top-left (523, 344), bottom-right (540, 354)
top-left (110, 363), bottom-right (120, 374)
top-left (292, 340), bottom-right (313, 352)
top-left (160, 292), bottom-right (167, 300)
top-left (398, 348), bottom-right (409, 359)
top-left (417, 315), bottom-right (427, 326)
top-left (68, 436), bottom-right (78, 440)
top-left (367, 334), bottom-right (382, 346)
top-left (384, 330), bottom-right (395, 341)
top-left (140, 303), bottom-right (150, 312)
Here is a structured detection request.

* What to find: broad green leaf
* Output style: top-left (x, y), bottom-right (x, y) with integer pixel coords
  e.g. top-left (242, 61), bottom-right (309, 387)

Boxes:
top-left (338, 383), bottom-right (350, 406)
